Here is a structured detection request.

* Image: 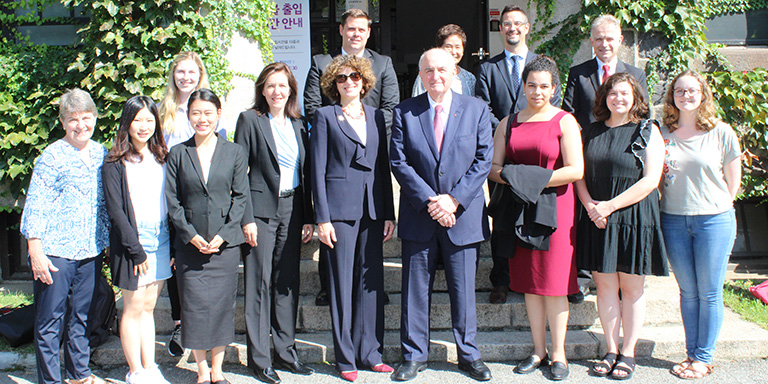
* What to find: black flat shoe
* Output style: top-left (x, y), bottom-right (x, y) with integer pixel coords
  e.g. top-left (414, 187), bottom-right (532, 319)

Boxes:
top-left (457, 359), bottom-right (492, 381)
top-left (274, 359), bottom-right (314, 375)
top-left (514, 354), bottom-right (549, 374)
top-left (315, 290), bottom-right (329, 306)
top-left (393, 361), bottom-right (427, 381)
top-left (168, 324), bottom-right (184, 356)
top-left (254, 367), bottom-right (281, 384)
top-left (550, 361), bottom-right (569, 381)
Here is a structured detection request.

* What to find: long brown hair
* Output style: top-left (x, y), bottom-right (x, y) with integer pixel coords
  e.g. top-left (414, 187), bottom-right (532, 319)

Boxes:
top-left (253, 62), bottom-right (302, 119)
top-left (107, 96), bottom-right (168, 164)
top-left (593, 72), bottom-right (649, 123)
top-left (662, 70), bottom-right (719, 132)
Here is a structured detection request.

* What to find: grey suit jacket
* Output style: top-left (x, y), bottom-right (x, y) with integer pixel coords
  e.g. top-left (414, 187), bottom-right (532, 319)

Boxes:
top-left (303, 49), bottom-right (400, 127)
top-left (562, 58), bottom-right (649, 130)
top-left (165, 135), bottom-right (249, 251)
top-left (476, 50), bottom-right (562, 129)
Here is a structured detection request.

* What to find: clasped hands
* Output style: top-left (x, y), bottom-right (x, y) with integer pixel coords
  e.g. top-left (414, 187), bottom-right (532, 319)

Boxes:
top-left (190, 234), bottom-right (225, 254)
top-left (428, 194), bottom-right (458, 228)
top-left (586, 199), bottom-right (614, 229)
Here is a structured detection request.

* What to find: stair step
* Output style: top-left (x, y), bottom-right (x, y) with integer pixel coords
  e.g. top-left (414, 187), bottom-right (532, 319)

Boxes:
top-left (129, 277), bottom-right (684, 334)
top-left (92, 307), bottom-right (768, 367)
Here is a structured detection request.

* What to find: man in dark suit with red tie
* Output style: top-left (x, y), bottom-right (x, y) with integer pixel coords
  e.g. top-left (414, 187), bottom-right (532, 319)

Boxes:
top-left (391, 48), bottom-right (492, 382)
top-left (563, 14), bottom-right (649, 132)
top-left (562, 14), bottom-right (649, 303)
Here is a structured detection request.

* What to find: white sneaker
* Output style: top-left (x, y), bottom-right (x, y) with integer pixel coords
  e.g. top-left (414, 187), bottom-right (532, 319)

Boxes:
top-left (125, 370), bottom-right (144, 384)
top-left (145, 365), bottom-right (171, 384)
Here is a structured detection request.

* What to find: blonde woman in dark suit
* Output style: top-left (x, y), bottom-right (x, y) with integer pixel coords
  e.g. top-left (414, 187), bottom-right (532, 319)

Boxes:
top-left (165, 89), bottom-right (251, 384)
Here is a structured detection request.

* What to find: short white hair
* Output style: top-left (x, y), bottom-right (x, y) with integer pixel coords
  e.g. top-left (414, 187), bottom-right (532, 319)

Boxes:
top-left (418, 48), bottom-right (454, 71)
top-left (591, 14), bottom-right (621, 36)
top-left (59, 88), bottom-right (97, 120)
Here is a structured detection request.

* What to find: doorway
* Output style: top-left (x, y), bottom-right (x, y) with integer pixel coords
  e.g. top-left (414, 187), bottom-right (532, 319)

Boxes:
top-left (391, 0), bottom-right (489, 99)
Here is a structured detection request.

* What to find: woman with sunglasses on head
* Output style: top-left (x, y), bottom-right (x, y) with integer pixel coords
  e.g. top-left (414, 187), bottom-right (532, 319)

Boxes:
top-left (165, 89), bottom-right (251, 384)
top-left (311, 54), bottom-right (395, 382)
top-left (660, 70), bottom-right (741, 380)
top-left (103, 96), bottom-right (171, 384)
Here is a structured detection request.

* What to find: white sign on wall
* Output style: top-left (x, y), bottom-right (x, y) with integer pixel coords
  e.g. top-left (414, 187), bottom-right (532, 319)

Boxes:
top-left (269, 0), bottom-right (311, 108)
top-left (347, 0), bottom-right (369, 13)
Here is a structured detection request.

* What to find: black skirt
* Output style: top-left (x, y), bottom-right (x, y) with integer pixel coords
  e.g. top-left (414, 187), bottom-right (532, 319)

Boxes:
top-left (175, 246), bottom-right (239, 350)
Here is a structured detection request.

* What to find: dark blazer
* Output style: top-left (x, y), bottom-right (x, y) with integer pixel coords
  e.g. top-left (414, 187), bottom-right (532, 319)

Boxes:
top-left (563, 58), bottom-right (649, 130)
top-left (476, 51), bottom-right (562, 129)
top-left (165, 135), bottom-right (249, 252)
top-left (310, 104), bottom-right (395, 223)
top-left (234, 110), bottom-right (312, 224)
top-left (304, 49), bottom-right (400, 127)
top-left (103, 160), bottom-right (150, 290)
top-left (390, 92), bottom-right (492, 246)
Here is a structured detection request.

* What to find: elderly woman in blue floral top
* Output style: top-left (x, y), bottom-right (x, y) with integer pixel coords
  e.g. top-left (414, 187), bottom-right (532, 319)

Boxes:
top-left (20, 88), bottom-right (110, 384)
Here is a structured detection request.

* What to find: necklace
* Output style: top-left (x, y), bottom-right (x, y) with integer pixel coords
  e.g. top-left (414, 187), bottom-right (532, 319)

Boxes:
top-left (342, 104), bottom-right (364, 120)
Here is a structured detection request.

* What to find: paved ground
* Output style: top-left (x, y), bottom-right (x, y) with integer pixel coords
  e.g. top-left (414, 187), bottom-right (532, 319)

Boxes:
top-left (2, 358), bottom-right (767, 384)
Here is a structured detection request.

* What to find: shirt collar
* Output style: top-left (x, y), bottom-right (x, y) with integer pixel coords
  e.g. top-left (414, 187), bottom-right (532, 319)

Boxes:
top-left (505, 49), bottom-right (528, 61)
top-left (596, 56), bottom-right (618, 73)
top-left (427, 91), bottom-right (453, 113)
top-left (341, 47), bottom-right (365, 58)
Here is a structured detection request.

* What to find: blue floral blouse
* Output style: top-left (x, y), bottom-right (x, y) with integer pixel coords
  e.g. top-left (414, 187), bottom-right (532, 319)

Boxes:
top-left (20, 139), bottom-right (110, 260)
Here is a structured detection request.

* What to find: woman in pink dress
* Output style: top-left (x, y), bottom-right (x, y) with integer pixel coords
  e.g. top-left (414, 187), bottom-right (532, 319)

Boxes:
top-left (488, 56), bottom-right (583, 381)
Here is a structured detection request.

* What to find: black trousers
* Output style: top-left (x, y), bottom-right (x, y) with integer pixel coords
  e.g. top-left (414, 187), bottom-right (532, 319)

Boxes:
top-left (488, 180), bottom-right (510, 288)
top-left (243, 194), bottom-right (303, 370)
top-left (323, 213), bottom-right (386, 372)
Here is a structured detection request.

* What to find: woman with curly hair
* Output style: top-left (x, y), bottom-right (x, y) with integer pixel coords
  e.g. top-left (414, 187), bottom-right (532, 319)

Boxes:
top-left (660, 70), bottom-right (741, 380)
top-left (311, 54), bottom-right (396, 381)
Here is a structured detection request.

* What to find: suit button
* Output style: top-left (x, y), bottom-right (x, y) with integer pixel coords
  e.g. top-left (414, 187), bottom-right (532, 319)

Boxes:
top-left (439, 171), bottom-right (445, 176)
top-left (204, 192), bottom-right (209, 197)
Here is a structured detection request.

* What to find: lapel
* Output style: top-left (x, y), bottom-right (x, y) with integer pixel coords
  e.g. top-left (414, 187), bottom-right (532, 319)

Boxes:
top-left (184, 139), bottom-right (208, 193)
top-left (256, 113), bottom-right (278, 165)
top-left (416, 94), bottom-right (440, 161)
top-left (588, 58), bottom-right (601, 94)
top-left (207, 136), bottom-right (227, 186)
top-left (495, 54), bottom-right (514, 98)
top-left (363, 104), bottom-right (379, 160)
top-left (616, 60), bottom-right (628, 76)
top-left (333, 104), bottom-right (365, 146)
top-left (440, 92), bottom-right (463, 161)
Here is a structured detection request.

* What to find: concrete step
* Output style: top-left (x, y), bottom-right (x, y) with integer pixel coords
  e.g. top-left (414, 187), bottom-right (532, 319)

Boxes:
top-left (158, 255), bottom-right (496, 298)
top-left (92, 307), bottom-right (768, 367)
top-left (299, 236), bottom-right (492, 260)
top-left (131, 276), bottom-right (683, 334)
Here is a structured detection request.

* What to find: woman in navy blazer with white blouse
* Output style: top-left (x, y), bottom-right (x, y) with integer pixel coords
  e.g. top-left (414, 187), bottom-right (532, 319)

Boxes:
top-left (311, 54), bottom-right (395, 381)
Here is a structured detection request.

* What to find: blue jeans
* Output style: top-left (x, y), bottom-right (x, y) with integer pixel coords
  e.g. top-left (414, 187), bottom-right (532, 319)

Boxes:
top-left (660, 209), bottom-right (736, 364)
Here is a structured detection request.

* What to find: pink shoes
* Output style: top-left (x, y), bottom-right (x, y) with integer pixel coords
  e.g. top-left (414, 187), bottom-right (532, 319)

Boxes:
top-left (340, 370), bottom-right (358, 382)
top-left (372, 363), bottom-right (394, 373)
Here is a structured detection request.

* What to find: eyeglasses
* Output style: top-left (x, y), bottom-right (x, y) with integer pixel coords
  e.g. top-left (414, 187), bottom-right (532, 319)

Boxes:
top-left (335, 72), bottom-right (362, 83)
top-left (502, 21), bottom-right (527, 28)
top-left (674, 88), bottom-right (701, 97)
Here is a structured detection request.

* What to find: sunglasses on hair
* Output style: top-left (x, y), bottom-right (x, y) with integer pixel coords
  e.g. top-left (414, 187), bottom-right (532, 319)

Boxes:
top-left (335, 72), bottom-right (362, 83)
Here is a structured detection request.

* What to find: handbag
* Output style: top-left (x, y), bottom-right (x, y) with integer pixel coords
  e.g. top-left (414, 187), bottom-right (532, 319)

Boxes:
top-left (0, 305), bottom-right (34, 347)
top-left (748, 280), bottom-right (768, 304)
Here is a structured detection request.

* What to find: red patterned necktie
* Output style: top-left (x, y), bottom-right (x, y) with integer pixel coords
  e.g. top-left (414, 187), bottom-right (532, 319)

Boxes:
top-left (602, 64), bottom-right (610, 84)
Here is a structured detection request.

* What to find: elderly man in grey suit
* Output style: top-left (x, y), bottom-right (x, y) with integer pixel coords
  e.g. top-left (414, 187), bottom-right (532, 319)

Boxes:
top-left (475, 5), bottom-right (561, 305)
top-left (303, 8), bottom-right (400, 307)
top-left (562, 14), bottom-right (649, 303)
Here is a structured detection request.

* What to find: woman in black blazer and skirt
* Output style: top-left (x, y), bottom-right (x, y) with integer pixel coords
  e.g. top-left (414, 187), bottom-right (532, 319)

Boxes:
top-left (311, 54), bottom-right (395, 382)
top-left (234, 62), bottom-right (315, 383)
top-left (165, 89), bottom-right (251, 384)
top-left (103, 96), bottom-right (171, 384)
